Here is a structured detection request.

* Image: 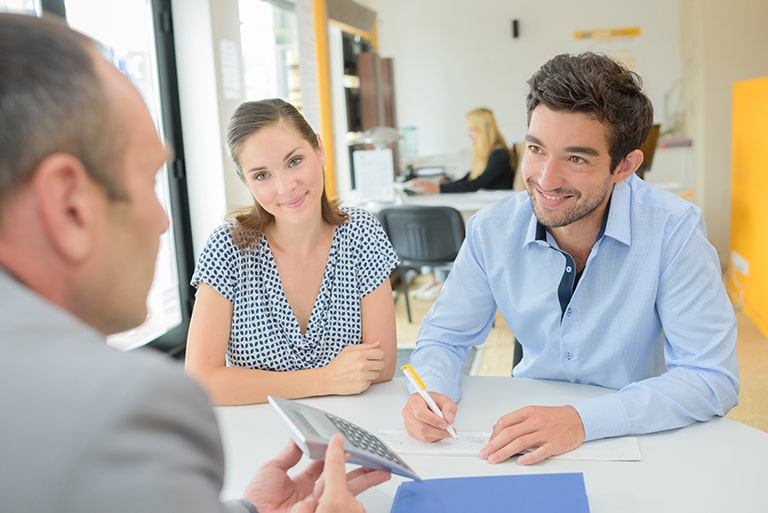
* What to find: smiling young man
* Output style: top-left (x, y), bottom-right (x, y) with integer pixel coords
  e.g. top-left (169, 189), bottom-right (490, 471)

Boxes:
top-left (401, 52), bottom-right (739, 465)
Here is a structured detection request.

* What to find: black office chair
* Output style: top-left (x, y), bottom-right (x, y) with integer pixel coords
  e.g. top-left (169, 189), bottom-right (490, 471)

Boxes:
top-left (378, 205), bottom-right (466, 323)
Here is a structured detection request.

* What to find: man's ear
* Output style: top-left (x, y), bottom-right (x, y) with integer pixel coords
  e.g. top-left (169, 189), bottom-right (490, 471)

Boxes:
top-left (32, 154), bottom-right (100, 263)
top-left (612, 148), bottom-right (644, 182)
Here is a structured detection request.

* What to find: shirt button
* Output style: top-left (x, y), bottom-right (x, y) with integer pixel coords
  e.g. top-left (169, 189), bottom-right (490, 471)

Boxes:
top-left (565, 266), bottom-right (573, 273)
top-left (565, 352), bottom-right (573, 360)
top-left (566, 308), bottom-right (573, 317)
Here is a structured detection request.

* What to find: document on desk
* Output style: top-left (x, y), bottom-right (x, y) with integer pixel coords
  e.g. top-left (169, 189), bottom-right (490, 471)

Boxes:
top-left (378, 429), bottom-right (641, 461)
top-left (390, 472), bottom-right (590, 513)
top-left (379, 429), bottom-right (489, 456)
top-left (352, 148), bottom-right (395, 202)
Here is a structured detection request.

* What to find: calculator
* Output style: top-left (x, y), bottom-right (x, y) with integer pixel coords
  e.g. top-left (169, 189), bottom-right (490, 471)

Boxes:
top-left (268, 396), bottom-right (422, 481)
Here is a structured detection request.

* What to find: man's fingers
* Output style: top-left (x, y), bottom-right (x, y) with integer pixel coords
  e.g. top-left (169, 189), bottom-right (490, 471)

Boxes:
top-left (267, 439), bottom-right (305, 471)
top-left (402, 397), bottom-right (453, 442)
top-left (294, 458), bottom-right (325, 485)
top-left (431, 394), bottom-right (458, 424)
top-left (346, 468), bottom-right (391, 495)
top-left (480, 420), bottom-right (539, 463)
top-left (289, 495), bottom-right (317, 513)
top-left (516, 445), bottom-right (551, 465)
top-left (319, 433), bottom-right (349, 494)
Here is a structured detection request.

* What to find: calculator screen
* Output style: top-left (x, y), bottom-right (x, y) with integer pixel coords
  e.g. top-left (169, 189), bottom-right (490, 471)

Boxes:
top-left (295, 410), bottom-right (320, 436)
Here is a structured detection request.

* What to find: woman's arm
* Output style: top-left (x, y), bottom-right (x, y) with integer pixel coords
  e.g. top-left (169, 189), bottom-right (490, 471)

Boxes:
top-left (360, 277), bottom-right (398, 382)
top-left (440, 148), bottom-right (514, 192)
top-left (185, 284), bottom-right (379, 405)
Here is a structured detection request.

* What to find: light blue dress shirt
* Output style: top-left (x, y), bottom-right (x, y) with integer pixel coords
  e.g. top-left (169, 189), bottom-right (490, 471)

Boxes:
top-left (409, 174), bottom-right (739, 441)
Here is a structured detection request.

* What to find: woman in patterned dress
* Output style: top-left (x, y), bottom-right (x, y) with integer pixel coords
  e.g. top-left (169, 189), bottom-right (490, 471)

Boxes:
top-left (185, 99), bottom-right (399, 405)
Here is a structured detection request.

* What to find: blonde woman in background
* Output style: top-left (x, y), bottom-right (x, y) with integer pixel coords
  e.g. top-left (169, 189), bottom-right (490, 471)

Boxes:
top-left (410, 107), bottom-right (515, 193)
top-left (185, 98), bottom-right (399, 405)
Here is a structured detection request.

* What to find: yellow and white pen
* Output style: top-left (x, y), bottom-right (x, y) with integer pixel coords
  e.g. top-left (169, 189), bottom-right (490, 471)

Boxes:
top-left (401, 364), bottom-right (458, 439)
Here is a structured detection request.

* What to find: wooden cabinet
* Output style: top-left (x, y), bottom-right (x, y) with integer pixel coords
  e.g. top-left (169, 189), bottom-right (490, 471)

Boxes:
top-left (357, 51), bottom-right (397, 130)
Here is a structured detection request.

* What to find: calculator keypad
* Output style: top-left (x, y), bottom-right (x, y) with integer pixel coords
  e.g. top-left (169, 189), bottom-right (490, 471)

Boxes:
top-left (326, 413), bottom-right (407, 466)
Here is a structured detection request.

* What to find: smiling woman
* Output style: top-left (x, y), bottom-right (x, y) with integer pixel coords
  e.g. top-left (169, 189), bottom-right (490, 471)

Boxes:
top-left (184, 98), bottom-right (400, 406)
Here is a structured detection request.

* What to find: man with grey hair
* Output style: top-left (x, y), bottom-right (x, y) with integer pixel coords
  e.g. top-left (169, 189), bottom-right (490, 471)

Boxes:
top-left (0, 13), bottom-right (387, 513)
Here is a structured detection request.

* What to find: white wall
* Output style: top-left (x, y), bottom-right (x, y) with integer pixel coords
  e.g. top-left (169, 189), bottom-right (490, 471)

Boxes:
top-left (360, 0), bottom-right (681, 157)
top-left (360, 0), bottom-right (768, 264)
top-left (171, 0), bottom-right (768, 263)
top-left (679, 0), bottom-right (768, 264)
top-left (172, 0), bottom-right (253, 257)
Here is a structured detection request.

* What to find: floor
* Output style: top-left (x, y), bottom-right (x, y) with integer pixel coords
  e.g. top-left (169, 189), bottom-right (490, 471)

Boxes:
top-left (394, 274), bottom-right (768, 433)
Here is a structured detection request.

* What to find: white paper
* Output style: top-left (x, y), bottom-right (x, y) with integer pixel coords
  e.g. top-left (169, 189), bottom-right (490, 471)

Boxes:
top-left (379, 429), bottom-right (489, 456)
top-left (353, 148), bottom-right (395, 202)
top-left (378, 430), bottom-right (642, 461)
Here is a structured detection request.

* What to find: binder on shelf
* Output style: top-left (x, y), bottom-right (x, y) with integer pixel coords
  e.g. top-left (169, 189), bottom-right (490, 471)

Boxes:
top-left (390, 472), bottom-right (590, 513)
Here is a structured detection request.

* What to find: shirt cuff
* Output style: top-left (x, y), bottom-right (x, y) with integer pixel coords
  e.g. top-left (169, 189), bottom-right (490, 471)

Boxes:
top-left (225, 499), bottom-right (258, 513)
top-left (570, 393), bottom-right (631, 441)
top-left (408, 345), bottom-right (466, 402)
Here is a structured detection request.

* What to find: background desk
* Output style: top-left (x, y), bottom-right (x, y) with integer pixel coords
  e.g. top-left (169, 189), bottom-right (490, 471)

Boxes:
top-left (348, 189), bottom-right (516, 223)
top-left (215, 377), bottom-right (768, 512)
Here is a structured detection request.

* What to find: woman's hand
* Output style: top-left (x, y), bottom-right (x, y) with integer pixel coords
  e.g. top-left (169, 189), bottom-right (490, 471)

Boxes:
top-left (408, 178), bottom-right (440, 194)
top-left (322, 341), bottom-right (385, 395)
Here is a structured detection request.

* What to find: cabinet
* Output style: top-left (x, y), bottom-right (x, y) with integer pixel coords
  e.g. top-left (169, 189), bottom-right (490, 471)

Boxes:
top-left (332, 29), bottom-right (399, 201)
top-left (339, 32), bottom-right (396, 132)
top-left (357, 51), bottom-right (397, 130)
top-left (727, 76), bottom-right (768, 336)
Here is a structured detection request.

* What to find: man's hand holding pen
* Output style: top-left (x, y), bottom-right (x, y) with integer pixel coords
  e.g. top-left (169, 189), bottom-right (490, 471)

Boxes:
top-left (401, 390), bottom-right (459, 442)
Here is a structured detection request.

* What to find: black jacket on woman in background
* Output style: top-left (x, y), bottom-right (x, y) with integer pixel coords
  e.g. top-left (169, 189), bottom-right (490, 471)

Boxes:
top-left (439, 147), bottom-right (515, 193)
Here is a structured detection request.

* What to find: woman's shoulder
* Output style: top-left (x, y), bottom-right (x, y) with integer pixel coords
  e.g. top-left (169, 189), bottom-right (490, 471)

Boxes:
top-left (336, 206), bottom-right (387, 245)
top-left (203, 221), bottom-right (266, 254)
top-left (338, 205), bottom-right (378, 227)
top-left (203, 221), bottom-right (236, 245)
top-left (490, 146), bottom-right (512, 157)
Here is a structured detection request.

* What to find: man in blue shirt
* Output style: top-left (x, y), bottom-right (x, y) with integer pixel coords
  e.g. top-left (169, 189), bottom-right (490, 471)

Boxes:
top-left (401, 52), bottom-right (739, 465)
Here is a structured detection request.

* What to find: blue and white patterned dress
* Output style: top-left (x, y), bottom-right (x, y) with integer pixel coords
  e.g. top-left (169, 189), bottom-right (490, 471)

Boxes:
top-left (191, 206), bottom-right (399, 371)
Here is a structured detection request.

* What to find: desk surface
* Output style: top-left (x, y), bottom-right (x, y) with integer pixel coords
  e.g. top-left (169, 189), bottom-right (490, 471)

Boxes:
top-left (348, 189), bottom-right (516, 221)
top-left (215, 377), bottom-right (768, 512)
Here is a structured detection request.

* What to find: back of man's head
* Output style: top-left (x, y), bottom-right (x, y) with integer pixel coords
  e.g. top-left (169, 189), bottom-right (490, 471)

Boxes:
top-left (0, 13), bottom-right (123, 212)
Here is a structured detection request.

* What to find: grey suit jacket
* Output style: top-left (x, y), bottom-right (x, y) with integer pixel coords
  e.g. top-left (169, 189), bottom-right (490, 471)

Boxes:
top-left (0, 269), bottom-right (252, 513)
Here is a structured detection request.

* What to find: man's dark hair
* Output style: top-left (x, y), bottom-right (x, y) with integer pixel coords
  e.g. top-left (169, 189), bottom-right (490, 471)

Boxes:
top-left (526, 52), bottom-right (654, 171)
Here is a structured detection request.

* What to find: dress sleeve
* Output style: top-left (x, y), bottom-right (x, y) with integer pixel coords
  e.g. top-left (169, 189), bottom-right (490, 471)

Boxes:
top-left (349, 208), bottom-right (400, 297)
top-left (440, 148), bottom-right (514, 193)
top-left (190, 224), bottom-right (240, 303)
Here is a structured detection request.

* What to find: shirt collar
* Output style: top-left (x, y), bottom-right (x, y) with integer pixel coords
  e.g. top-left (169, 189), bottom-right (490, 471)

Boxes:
top-left (525, 177), bottom-right (633, 248)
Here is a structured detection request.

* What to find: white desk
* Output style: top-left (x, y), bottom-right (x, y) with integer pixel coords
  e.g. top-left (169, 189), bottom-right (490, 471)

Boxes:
top-left (215, 377), bottom-right (768, 512)
top-left (348, 189), bottom-right (516, 222)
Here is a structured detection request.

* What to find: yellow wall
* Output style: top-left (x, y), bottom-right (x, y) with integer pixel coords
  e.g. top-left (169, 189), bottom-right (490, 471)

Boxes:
top-left (313, 2), bottom-right (378, 200)
top-left (313, 0), bottom-right (337, 199)
top-left (728, 77), bottom-right (768, 336)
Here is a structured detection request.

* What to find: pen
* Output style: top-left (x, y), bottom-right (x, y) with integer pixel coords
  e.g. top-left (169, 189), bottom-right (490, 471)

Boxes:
top-left (401, 364), bottom-right (459, 439)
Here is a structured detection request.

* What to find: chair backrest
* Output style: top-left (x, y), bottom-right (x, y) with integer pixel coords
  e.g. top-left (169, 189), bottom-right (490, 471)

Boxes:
top-left (377, 206), bottom-right (466, 267)
top-left (511, 141), bottom-right (526, 191)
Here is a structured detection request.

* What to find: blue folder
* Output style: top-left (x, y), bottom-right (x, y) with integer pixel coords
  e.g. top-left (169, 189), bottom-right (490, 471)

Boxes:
top-left (390, 472), bottom-right (590, 512)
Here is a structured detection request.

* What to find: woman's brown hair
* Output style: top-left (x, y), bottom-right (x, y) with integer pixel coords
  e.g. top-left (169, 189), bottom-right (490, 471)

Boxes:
top-left (226, 98), bottom-right (347, 249)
